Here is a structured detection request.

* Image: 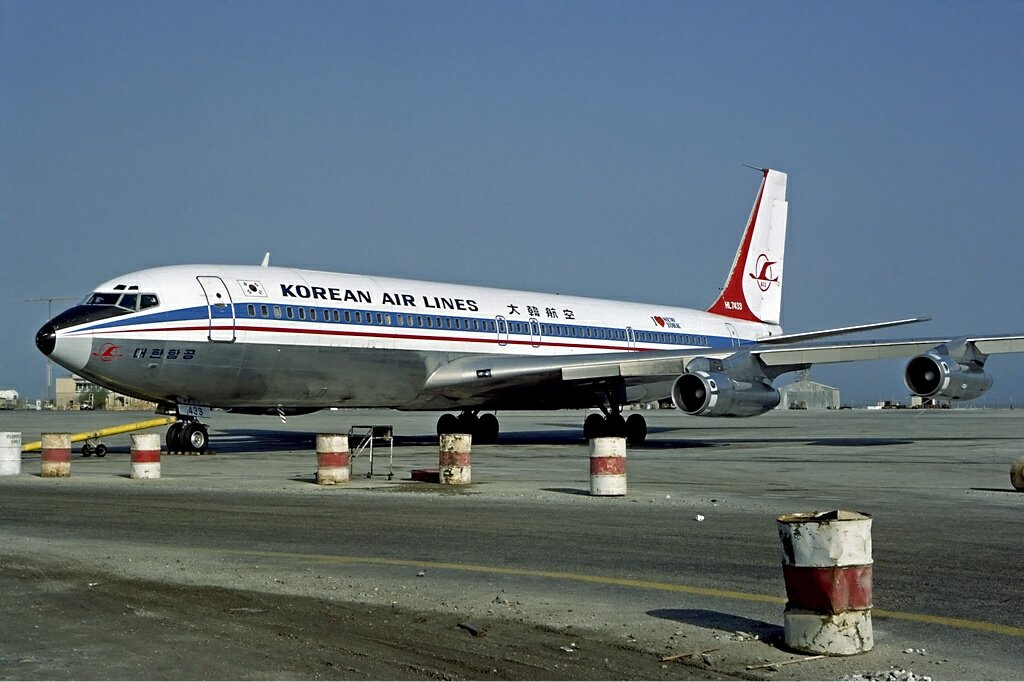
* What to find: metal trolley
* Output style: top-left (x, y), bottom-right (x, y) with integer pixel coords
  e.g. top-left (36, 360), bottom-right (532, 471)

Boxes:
top-left (348, 425), bottom-right (394, 479)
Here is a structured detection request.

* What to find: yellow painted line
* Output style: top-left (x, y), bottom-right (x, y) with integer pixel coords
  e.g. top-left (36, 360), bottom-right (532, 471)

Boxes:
top-left (216, 548), bottom-right (1024, 638)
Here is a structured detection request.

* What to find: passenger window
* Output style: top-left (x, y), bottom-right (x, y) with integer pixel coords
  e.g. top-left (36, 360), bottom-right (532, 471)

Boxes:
top-left (376, 313), bottom-right (383, 325)
top-left (344, 311), bottom-right (351, 323)
top-left (247, 304), bottom-right (256, 317)
top-left (273, 306), bottom-right (282, 319)
top-left (355, 311), bottom-right (362, 323)
top-left (286, 307), bottom-right (294, 320)
top-left (333, 310), bottom-right (340, 322)
top-left (260, 305), bottom-right (269, 318)
top-left (426, 317), bottom-right (433, 328)
top-left (309, 308), bottom-right (316, 321)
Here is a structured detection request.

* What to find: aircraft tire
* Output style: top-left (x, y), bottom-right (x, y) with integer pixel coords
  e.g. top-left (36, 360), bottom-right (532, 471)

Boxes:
top-left (436, 413), bottom-right (458, 436)
top-left (456, 412), bottom-right (478, 435)
top-left (604, 413), bottom-right (627, 438)
top-left (94, 443), bottom-right (108, 457)
top-left (625, 413), bottom-right (647, 445)
top-left (183, 423), bottom-right (209, 454)
top-left (81, 443), bottom-right (94, 457)
top-left (166, 422), bottom-right (184, 453)
top-left (583, 413), bottom-right (605, 441)
top-left (477, 413), bottom-right (499, 444)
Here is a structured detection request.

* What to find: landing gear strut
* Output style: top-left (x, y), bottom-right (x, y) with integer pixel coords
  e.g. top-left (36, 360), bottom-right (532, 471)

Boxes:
top-left (436, 411), bottom-right (500, 444)
top-left (166, 420), bottom-right (209, 454)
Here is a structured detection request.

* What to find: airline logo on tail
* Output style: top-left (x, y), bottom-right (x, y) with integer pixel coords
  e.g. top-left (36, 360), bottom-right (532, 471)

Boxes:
top-left (749, 254), bottom-right (779, 292)
top-left (707, 169), bottom-right (788, 325)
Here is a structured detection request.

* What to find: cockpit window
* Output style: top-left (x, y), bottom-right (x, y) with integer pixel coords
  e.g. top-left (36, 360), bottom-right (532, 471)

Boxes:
top-left (84, 291), bottom-right (159, 311)
top-left (86, 292), bottom-right (121, 306)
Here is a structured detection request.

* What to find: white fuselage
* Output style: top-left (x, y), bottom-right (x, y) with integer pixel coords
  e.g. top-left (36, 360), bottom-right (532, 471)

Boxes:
top-left (42, 264), bottom-right (781, 411)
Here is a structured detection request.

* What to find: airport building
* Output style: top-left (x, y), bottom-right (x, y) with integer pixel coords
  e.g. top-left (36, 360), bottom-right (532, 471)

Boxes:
top-left (54, 375), bottom-right (156, 411)
top-left (778, 378), bottom-right (841, 410)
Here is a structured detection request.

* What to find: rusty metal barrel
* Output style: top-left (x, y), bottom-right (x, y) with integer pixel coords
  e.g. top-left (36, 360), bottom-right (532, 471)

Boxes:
top-left (0, 432), bottom-right (21, 476)
top-left (316, 434), bottom-right (351, 485)
top-left (777, 510), bottom-right (873, 655)
top-left (1010, 456), bottom-right (1024, 491)
top-left (41, 432), bottom-right (72, 478)
top-left (439, 433), bottom-right (472, 485)
top-left (130, 433), bottom-right (162, 479)
top-left (589, 437), bottom-right (627, 496)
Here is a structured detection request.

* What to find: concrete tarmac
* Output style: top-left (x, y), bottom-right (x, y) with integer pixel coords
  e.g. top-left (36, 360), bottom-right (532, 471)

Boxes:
top-left (1, 408), bottom-right (1022, 679)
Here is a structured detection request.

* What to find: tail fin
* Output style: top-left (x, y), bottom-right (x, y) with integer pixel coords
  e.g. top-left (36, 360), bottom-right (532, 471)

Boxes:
top-left (707, 168), bottom-right (788, 325)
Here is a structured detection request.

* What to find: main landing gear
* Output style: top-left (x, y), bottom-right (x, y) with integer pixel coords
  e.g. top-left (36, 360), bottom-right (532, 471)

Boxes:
top-left (166, 419), bottom-right (209, 454)
top-left (436, 411), bottom-right (500, 444)
top-left (583, 410), bottom-right (647, 445)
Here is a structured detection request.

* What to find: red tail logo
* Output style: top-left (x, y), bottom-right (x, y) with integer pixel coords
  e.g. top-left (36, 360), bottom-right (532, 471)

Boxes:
top-left (748, 254), bottom-right (779, 292)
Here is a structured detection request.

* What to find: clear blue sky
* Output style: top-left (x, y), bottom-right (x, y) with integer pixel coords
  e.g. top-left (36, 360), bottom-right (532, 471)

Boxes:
top-left (2, 1), bottom-right (1023, 405)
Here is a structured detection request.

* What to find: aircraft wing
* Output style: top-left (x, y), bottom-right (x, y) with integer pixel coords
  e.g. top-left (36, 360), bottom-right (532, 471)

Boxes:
top-left (424, 332), bottom-right (1024, 395)
top-left (756, 334), bottom-right (1024, 366)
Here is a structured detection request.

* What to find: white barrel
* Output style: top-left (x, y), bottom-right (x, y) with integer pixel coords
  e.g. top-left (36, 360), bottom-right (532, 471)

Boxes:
top-left (777, 510), bottom-right (873, 655)
top-left (316, 434), bottom-right (350, 485)
top-left (439, 433), bottom-right (471, 485)
top-left (589, 437), bottom-right (626, 496)
top-left (41, 432), bottom-right (71, 478)
top-left (1010, 456), bottom-right (1024, 491)
top-left (130, 433), bottom-right (162, 479)
top-left (0, 432), bottom-right (21, 476)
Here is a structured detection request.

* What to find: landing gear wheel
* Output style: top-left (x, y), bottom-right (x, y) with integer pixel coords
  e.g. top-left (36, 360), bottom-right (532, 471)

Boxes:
top-left (81, 443), bottom-right (94, 457)
top-left (94, 443), bottom-right (108, 458)
top-left (182, 422), bottom-right (209, 454)
top-left (436, 413), bottom-right (458, 436)
top-left (166, 422), bottom-right (184, 453)
top-left (583, 413), bottom-right (605, 441)
top-left (456, 412), bottom-right (479, 435)
top-left (477, 413), bottom-right (499, 444)
top-left (604, 413), bottom-right (627, 438)
top-left (625, 413), bottom-right (647, 445)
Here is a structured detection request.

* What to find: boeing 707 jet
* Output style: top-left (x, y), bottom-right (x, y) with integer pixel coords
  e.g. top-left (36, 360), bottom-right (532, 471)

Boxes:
top-left (35, 169), bottom-right (1024, 453)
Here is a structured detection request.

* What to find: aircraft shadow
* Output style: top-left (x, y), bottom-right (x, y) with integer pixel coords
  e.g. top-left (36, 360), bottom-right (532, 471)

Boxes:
top-left (647, 608), bottom-right (783, 646)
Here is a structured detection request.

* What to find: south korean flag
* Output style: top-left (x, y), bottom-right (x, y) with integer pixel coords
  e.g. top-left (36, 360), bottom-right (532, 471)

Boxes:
top-left (238, 280), bottom-right (267, 297)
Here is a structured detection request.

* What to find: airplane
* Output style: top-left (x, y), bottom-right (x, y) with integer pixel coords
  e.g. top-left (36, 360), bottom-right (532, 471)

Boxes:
top-left (35, 169), bottom-right (1024, 454)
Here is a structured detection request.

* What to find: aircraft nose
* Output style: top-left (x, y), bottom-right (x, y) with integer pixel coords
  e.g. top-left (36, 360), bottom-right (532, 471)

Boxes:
top-left (35, 323), bottom-right (56, 356)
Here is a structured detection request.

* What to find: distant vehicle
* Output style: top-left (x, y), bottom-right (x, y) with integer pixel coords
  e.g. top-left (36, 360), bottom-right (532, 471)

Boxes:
top-left (34, 168), bottom-right (1024, 454)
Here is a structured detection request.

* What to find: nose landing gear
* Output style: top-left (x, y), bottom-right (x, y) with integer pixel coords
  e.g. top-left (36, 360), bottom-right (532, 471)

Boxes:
top-left (166, 420), bottom-right (209, 454)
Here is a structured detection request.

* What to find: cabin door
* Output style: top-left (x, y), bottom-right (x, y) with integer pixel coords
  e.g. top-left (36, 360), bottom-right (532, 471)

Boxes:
top-left (197, 276), bottom-right (236, 342)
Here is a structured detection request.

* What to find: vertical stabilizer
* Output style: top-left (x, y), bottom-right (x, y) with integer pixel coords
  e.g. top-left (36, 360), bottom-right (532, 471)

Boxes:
top-left (707, 169), bottom-right (788, 324)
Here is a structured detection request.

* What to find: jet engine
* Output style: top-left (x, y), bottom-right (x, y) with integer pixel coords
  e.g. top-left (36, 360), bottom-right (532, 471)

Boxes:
top-left (671, 371), bottom-right (781, 417)
top-left (904, 351), bottom-right (992, 401)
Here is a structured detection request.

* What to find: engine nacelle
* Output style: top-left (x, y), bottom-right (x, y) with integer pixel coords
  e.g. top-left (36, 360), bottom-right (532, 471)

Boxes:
top-left (904, 352), bottom-right (992, 401)
top-left (671, 371), bottom-right (781, 417)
